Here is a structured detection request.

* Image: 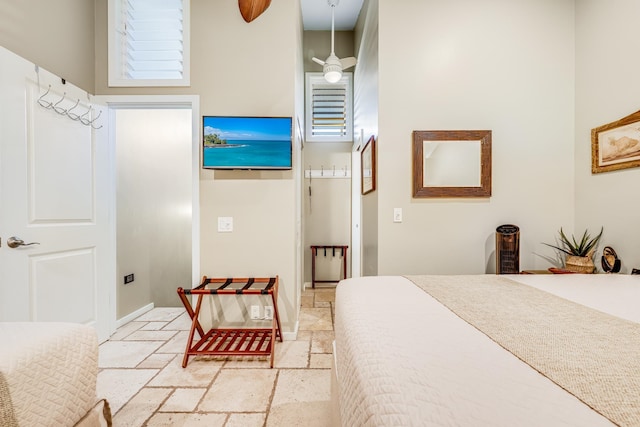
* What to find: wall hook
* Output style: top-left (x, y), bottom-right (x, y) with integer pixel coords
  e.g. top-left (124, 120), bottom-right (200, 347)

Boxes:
top-left (79, 106), bottom-right (93, 125)
top-left (66, 99), bottom-right (81, 120)
top-left (37, 85), bottom-right (52, 109)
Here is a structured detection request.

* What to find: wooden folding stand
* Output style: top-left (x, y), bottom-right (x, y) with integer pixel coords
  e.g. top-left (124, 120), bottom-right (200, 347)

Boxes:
top-left (177, 276), bottom-right (282, 368)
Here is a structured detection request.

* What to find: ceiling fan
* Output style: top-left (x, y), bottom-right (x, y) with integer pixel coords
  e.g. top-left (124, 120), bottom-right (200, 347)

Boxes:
top-left (311, 0), bottom-right (357, 83)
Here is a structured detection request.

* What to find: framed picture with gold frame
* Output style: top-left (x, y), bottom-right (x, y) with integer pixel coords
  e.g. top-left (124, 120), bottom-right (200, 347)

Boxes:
top-left (361, 135), bottom-right (376, 195)
top-left (592, 110), bottom-right (640, 174)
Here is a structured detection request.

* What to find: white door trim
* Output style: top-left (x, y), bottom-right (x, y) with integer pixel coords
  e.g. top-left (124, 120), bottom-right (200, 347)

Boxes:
top-left (95, 94), bottom-right (201, 334)
top-left (351, 130), bottom-right (363, 278)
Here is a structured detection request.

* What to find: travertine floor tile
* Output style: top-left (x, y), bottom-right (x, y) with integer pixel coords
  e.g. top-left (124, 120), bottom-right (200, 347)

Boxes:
top-left (198, 369), bottom-right (277, 412)
top-left (113, 387), bottom-right (172, 425)
top-left (124, 329), bottom-right (179, 341)
top-left (97, 368), bottom-right (159, 414)
top-left (301, 295), bottom-right (314, 308)
top-left (271, 369), bottom-right (331, 405)
top-left (109, 321), bottom-right (145, 340)
top-left (159, 388), bottom-right (207, 412)
top-left (315, 291), bottom-right (336, 303)
top-left (99, 286), bottom-right (336, 427)
top-left (223, 356), bottom-right (270, 369)
top-left (135, 307), bottom-right (185, 322)
top-left (267, 370), bottom-right (332, 427)
top-left (146, 412), bottom-right (226, 426)
top-left (311, 331), bottom-right (335, 354)
top-left (274, 340), bottom-right (310, 368)
top-left (226, 413), bottom-right (266, 427)
top-left (156, 330), bottom-right (192, 353)
top-left (99, 340), bottom-right (164, 368)
top-left (266, 401), bottom-right (333, 427)
top-left (140, 321), bottom-right (168, 331)
top-left (148, 355), bottom-right (220, 387)
top-left (299, 308), bottom-right (333, 331)
top-left (310, 353), bottom-right (333, 369)
top-left (296, 330), bottom-right (312, 341)
top-left (137, 353), bottom-right (176, 369)
top-left (163, 311), bottom-right (192, 330)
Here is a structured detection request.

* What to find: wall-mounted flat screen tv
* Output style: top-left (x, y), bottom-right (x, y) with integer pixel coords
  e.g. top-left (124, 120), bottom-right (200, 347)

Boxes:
top-left (202, 116), bottom-right (292, 170)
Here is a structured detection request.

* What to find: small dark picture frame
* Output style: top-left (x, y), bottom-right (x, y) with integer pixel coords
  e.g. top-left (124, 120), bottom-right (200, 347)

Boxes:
top-left (361, 135), bottom-right (376, 195)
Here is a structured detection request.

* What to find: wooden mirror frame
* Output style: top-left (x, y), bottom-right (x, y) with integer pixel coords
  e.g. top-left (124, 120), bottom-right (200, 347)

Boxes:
top-left (412, 130), bottom-right (492, 198)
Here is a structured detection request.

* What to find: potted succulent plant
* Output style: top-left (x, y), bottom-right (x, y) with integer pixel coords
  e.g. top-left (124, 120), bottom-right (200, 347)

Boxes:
top-left (543, 227), bottom-right (603, 273)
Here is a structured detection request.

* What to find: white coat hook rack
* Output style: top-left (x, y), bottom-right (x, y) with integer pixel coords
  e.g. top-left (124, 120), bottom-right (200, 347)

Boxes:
top-left (34, 65), bottom-right (103, 130)
top-left (305, 164), bottom-right (351, 179)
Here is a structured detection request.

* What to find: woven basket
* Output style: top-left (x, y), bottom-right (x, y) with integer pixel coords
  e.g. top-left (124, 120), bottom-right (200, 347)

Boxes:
top-left (565, 255), bottom-right (596, 274)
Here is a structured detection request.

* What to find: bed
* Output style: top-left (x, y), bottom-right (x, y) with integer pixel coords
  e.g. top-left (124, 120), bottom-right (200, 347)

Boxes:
top-left (0, 322), bottom-right (111, 427)
top-left (332, 274), bottom-right (640, 427)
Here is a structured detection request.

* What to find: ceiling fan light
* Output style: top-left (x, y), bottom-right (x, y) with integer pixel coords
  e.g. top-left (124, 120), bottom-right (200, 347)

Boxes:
top-left (323, 60), bottom-right (343, 83)
top-left (324, 70), bottom-right (342, 83)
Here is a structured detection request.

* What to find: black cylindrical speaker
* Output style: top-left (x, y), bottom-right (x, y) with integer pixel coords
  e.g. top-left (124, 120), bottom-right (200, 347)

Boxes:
top-left (496, 224), bottom-right (520, 274)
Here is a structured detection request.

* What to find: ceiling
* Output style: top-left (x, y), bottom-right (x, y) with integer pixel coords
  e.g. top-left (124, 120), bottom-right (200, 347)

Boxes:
top-left (301, 0), bottom-right (365, 30)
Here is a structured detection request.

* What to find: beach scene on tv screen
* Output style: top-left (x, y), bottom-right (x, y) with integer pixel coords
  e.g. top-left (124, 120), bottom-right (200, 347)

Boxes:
top-left (203, 116), bottom-right (292, 169)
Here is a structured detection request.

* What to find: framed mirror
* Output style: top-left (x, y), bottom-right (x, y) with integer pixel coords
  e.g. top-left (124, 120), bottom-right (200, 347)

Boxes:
top-left (412, 130), bottom-right (492, 198)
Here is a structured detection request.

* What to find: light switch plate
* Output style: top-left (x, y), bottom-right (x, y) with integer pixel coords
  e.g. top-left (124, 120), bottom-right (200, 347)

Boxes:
top-left (393, 208), bottom-right (402, 223)
top-left (218, 217), bottom-right (233, 232)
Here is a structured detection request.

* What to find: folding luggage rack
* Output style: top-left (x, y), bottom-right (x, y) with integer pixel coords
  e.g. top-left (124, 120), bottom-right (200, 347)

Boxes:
top-left (310, 245), bottom-right (348, 288)
top-left (177, 276), bottom-right (282, 368)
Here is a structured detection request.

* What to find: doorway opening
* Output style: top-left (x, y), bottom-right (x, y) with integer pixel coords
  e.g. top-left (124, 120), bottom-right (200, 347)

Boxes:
top-left (100, 96), bottom-right (200, 326)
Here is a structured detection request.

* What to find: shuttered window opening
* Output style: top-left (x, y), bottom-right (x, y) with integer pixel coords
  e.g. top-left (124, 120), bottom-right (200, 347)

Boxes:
top-left (109, 0), bottom-right (190, 87)
top-left (305, 73), bottom-right (353, 142)
top-left (312, 85), bottom-right (348, 138)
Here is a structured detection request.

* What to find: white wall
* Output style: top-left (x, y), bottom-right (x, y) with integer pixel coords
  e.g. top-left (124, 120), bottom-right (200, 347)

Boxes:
top-left (376, 0), bottom-right (576, 274)
top-left (115, 109), bottom-right (192, 317)
top-left (94, 1), bottom-right (303, 331)
top-left (303, 147), bottom-right (352, 283)
top-left (574, 0), bottom-right (640, 272)
top-left (194, 1), bottom-right (301, 333)
top-left (0, 0), bottom-right (95, 92)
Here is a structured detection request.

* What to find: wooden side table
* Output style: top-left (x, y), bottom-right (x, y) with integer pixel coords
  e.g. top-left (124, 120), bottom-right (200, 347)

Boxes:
top-left (310, 245), bottom-right (348, 288)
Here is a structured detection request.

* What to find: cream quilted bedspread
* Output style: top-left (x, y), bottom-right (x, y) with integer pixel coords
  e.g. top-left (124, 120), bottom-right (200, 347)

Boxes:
top-left (334, 275), bottom-right (624, 427)
top-left (0, 322), bottom-right (99, 427)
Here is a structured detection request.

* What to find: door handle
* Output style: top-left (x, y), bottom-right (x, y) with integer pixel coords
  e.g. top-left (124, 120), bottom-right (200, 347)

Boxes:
top-left (7, 236), bottom-right (40, 248)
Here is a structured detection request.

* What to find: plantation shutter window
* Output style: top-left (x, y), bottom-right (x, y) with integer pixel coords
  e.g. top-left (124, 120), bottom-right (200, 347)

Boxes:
top-left (108, 0), bottom-right (190, 87)
top-left (305, 73), bottom-right (353, 142)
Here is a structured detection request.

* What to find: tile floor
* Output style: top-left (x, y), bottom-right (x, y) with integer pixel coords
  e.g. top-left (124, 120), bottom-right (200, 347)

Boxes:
top-left (97, 286), bottom-right (336, 426)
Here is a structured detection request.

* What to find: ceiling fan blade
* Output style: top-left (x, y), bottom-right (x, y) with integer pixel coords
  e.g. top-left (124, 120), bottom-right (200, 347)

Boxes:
top-left (312, 57), bottom-right (326, 66)
top-left (238, 0), bottom-right (272, 23)
top-left (340, 57), bottom-right (357, 70)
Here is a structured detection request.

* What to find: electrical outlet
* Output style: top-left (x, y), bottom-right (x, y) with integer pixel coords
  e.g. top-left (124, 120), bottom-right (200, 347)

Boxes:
top-left (124, 274), bottom-right (134, 284)
top-left (264, 305), bottom-right (274, 320)
top-left (250, 305), bottom-right (261, 320)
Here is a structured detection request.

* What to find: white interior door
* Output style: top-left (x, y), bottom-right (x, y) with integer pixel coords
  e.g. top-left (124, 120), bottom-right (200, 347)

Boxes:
top-left (0, 47), bottom-right (114, 341)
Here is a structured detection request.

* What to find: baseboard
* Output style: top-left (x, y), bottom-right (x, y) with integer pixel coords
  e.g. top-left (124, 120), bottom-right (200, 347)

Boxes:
top-left (282, 320), bottom-right (299, 341)
top-left (116, 303), bottom-right (154, 328)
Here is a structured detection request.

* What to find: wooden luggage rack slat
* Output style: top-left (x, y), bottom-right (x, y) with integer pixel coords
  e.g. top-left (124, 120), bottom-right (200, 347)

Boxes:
top-left (177, 276), bottom-right (282, 368)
